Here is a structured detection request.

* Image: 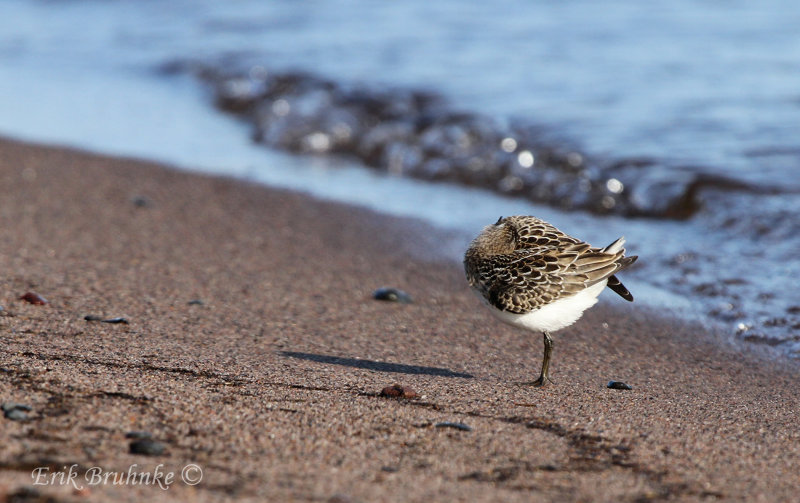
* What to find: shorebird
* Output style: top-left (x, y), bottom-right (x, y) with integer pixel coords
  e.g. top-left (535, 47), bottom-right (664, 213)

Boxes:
top-left (464, 215), bottom-right (638, 386)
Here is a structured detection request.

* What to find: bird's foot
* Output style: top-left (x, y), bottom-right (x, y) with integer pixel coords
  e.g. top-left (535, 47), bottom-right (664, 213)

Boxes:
top-left (522, 375), bottom-right (555, 387)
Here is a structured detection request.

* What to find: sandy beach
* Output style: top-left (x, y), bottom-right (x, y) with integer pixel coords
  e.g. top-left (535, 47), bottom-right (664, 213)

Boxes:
top-left (1, 137), bottom-right (799, 502)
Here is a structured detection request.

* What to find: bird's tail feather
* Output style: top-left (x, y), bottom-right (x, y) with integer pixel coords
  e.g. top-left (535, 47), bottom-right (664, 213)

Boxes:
top-left (606, 255), bottom-right (638, 301)
top-left (603, 236), bottom-right (626, 254)
top-left (607, 275), bottom-right (634, 302)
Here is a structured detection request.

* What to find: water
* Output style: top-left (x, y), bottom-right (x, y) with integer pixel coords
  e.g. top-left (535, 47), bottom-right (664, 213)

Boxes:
top-left (0, 0), bottom-right (798, 355)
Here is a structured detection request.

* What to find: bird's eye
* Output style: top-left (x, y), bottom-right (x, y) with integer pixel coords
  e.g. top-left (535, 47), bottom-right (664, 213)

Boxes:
top-left (495, 216), bottom-right (504, 225)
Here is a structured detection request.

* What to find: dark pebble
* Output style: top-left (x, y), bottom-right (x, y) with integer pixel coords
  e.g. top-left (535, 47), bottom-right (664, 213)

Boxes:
top-left (101, 317), bottom-right (129, 324)
top-left (4, 409), bottom-right (28, 421)
top-left (125, 431), bottom-right (153, 439)
top-left (372, 287), bottom-right (413, 304)
top-left (607, 380), bottom-right (633, 390)
top-left (435, 421), bottom-right (472, 431)
top-left (84, 315), bottom-right (129, 324)
top-left (1, 402), bottom-right (33, 412)
top-left (379, 383), bottom-right (419, 399)
top-left (129, 438), bottom-right (166, 456)
top-left (199, 66), bottom-right (704, 219)
top-left (131, 195), bottom-right (152, 207)
top-left (19, 292), bottom-right (48, 305)
top-left (187, 299), bottom-right (204, 306)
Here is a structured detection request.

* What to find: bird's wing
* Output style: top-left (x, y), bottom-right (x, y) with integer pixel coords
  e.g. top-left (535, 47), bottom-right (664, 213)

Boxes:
top-left (472, 245), bottom-right (630, 314)
top-left (509, 217), bottom-right (583, 249)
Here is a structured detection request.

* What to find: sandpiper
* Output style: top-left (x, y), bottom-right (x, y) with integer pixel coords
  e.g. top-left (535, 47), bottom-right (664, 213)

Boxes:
top-left (464, 215), bottom-right (638, 386)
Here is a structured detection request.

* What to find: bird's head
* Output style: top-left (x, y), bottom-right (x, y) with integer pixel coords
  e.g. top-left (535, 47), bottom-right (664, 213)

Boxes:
top-left (467, 216), bottom-right (517, 256)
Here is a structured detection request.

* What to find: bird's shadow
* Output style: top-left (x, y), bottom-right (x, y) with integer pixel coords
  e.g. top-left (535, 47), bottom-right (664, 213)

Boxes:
top-left (279, 351), bottom-right (473, 379)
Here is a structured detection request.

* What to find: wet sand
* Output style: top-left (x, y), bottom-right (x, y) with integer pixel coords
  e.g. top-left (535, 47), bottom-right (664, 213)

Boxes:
top-left (1, 137), bottom-right (799, 502)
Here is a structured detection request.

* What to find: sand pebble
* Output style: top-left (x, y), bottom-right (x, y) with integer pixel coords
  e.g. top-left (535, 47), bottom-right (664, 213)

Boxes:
top-left (129, 438), bottom-right (166, 456)
top-left (4, 408), bottom-right (28, 421)
top-left (84, 315), bottom-right (129, 324)
top-left (131, 195), bottom-right (152, 207)
top-left (2, 402), bottom-right (32, 412)
top-left (379, 384), bottom-right (419, 399)
top-left (607, 380), bottom-right (633, 390)
top-left (434, 421), bottom-right (472, 431)
top-left (187, 299), bottom-right (204, 306)
top-left (125, 431), bottom-right (153, 439)
top-left (372, 287), bottom-right (413, 304)
top-left (19, 292), bottom-right (48, 305)
top-left (100, 317), bottom-right (129, 324)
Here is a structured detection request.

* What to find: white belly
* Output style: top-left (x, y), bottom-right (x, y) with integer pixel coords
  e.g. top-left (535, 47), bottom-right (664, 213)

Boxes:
top-left (479, 280), bottom-right (607, 333)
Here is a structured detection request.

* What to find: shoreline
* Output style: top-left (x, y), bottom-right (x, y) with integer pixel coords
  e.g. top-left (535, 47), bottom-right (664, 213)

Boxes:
top-left (1, 137), bottom-right (799, 502)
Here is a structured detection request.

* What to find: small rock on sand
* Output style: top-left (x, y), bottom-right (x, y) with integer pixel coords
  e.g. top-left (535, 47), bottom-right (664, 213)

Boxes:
top-left (379, 384), bottom-right (419, 399)
top-left (372, 287), bottom-right (413, 304)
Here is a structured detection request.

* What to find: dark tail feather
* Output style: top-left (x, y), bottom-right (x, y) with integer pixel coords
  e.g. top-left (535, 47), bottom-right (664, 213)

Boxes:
top-left (607, 255), bottom-right (638, 302)
top-left (607, 276), bottom-right (634, 301)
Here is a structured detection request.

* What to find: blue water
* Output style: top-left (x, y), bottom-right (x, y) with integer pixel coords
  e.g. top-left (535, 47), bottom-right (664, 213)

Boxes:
top-left (0, 0), bottom-right (798, 355)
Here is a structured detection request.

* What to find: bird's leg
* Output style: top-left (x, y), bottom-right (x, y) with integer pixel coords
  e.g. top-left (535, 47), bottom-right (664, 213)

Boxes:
top-left (530, 331), bottom-right (554, 387)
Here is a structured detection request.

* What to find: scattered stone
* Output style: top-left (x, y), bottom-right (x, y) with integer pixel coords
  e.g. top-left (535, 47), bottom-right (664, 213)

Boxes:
top-left (379, 383), bottom-right (419, 399)
top-left (129, 438), bottom-right (166, 456)
top-left (372, 287), bottom-right (413, 304)
top-left (5, 409), bottom-right (28, 421)
top-left (124, 431), bottom-right (152, 439)
top-left (100, 317), bottom-right (128, 324)
top-left (742, 333), bottom-right (783, 346)
top-left (131, 195), bottom-right (152, 208)
top-left (607, 380), bottom-right (633, 390)
top-left (84, 315), bottom-right (129, 324)
top-left (2, 402), bottom-right (32, 412)
top-left (187, 299), bottom-right (204, 306)
top-left (434, 421), bottom-right (472, 431)
top-left (764, 317), bottom-right (789, 327)
top-left (197, 65), bottom-right (706, 219)
top-left (19, 292), bottom-right (48, 305)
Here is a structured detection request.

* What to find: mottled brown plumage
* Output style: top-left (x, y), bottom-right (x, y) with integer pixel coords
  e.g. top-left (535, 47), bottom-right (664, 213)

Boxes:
top-left (464, 215), bottom-right (636, 314)
top-left (464, 215), bottom-right (638, 386)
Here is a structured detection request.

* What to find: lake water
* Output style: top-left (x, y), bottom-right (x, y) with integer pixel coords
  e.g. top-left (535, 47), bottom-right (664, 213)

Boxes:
top-left (1, 0), bottom-right (798, 356)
